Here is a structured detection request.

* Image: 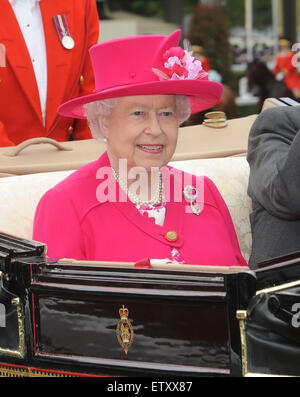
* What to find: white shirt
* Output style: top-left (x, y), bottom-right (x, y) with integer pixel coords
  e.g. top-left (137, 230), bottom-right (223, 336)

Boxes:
top-left (9, 0), bottom-right (47, 125)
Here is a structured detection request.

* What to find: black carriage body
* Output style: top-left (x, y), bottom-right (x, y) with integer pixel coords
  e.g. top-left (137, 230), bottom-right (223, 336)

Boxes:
top-left (0, 233), bottom-right (257, 377)
top-left (0, 233), bottom-right (300, 377)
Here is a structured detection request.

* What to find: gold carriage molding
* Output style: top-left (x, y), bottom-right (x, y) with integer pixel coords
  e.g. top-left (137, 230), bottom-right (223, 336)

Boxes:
top-left (0, 363), bottom-right (77, 377)
top-left (0, 232), bottom-right (300, 377)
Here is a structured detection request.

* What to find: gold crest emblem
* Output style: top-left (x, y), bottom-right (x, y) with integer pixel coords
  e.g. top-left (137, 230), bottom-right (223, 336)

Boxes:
top-left (116, 305), bottom-right (134, 355)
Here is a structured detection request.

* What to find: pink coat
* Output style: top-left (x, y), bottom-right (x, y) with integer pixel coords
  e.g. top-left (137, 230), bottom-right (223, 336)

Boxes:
top-left (33, 152), bottom-right (248, 267)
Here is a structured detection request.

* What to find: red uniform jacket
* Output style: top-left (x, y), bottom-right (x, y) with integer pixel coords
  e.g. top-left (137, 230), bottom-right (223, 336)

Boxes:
top-left (0, 0), bottom-right (99, 146)
top-left (272, 51), bottom-right (300, 92)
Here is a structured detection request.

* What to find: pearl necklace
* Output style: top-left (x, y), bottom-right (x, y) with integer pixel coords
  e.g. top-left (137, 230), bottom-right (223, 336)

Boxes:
top-left (111, 167), bottom-right (163, 206)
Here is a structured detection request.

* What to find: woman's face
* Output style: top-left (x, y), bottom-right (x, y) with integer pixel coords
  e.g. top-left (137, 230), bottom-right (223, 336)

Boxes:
top-left (100, 95), bottom-right (179, 173)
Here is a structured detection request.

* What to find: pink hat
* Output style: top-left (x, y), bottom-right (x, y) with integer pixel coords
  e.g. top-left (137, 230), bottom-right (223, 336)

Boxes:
top-left (58, 30), bottom-right (223, 118)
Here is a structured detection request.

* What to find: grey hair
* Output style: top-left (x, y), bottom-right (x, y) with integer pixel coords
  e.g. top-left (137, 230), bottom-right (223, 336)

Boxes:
top-left (84, 98), bottom-right (118, 140)
top-left (84, 95), bottom-right (191, 141)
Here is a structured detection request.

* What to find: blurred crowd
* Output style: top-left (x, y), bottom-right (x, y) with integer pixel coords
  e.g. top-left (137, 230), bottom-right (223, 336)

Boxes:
top-left (185, 37), bottom-right (300, 123)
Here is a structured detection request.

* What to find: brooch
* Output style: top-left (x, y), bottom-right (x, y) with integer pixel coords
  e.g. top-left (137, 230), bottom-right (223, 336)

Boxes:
top-left (183, 185), bottom-right (202, 215)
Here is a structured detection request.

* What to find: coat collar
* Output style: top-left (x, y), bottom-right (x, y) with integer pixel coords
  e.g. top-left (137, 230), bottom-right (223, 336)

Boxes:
top-left (1, 0), bottom-right (42, 123)
top-left (9, 0), bottom-right (40, 5)
top-left (1, 0), bottom-right (74, 129)
top-left (95, 152), bottom-right (186, 248)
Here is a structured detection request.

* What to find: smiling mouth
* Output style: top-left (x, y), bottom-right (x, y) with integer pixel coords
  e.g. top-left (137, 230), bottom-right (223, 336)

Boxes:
top-left (137, 144), bottom-right (164, 153)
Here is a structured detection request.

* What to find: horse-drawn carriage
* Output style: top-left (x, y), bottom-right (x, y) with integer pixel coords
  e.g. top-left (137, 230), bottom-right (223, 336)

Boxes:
top-left (0, 98), bottom-right (299, 377)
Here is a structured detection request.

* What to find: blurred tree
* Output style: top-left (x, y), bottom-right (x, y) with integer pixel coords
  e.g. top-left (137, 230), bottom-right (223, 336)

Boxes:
top-left (225, 0), bottom-right (244, 27)
top-left (188, 3), bottom-right (235, 85)
top-left (113, 0), bottom-right (163, 17)
top-left (163, 0), bottom-right (184, 26)
top-left (184, 0), bottom-right (199, 14)
top-left (253, 0), bottom-right (272, 29)
top-left (108, 0), bottom-right (273, 29)
top-left (282, 0), bottom-right (297, 43)
top-left (225, 0), bottom-right (272, 29)
top-left (108, 0), bottom-right (199, 19)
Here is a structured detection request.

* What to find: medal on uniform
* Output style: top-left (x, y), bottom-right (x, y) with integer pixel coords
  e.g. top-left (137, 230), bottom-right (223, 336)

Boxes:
top-left (0, 43), bottom-right (6, 68)
top-left (53, 14), bottom-right (75, 50)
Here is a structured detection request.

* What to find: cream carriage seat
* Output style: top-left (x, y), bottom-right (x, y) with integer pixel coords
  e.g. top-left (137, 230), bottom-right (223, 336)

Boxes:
top-left (0, 156), bottom-right (252, 262)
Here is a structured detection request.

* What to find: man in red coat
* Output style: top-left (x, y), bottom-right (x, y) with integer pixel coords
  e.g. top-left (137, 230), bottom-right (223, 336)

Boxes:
top-left (0, 0), bottom-right (99, 147)
top-left (191, 45), bottom-right (211, 72)
top-left (272, 39), bottom-right (300, 98)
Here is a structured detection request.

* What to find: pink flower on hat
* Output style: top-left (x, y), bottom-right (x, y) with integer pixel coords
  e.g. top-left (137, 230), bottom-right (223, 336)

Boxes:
top-left (153, 46), bottom-right (208, 81)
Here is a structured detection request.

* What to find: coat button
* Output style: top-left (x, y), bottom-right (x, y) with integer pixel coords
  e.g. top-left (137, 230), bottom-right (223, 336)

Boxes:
top-left (68, 126), bottom-right (73, 135)
top-left (80, 75), bottom-right (84, 84)
top-left (165, 231), bottom-right (178, 242)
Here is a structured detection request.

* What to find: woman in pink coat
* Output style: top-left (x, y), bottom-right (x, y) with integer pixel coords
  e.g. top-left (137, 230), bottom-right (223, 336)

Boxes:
top-left (33, 30), bottom-right (248, 268)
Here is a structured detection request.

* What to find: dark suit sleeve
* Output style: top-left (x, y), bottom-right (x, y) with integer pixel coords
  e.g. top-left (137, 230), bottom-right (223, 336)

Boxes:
top-left (247, 106), bottom-right (300, 220)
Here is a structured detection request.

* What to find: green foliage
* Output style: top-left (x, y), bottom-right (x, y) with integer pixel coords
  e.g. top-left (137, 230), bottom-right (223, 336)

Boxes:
top-left (183, 0), bottom-right (199, 15)
top-left (252, 0), bottom-right (272, 28)
top-left (225, 0), bottom-right (244, 28)
top-left (188, 3), bottom-right (235, 85)
top-left (117, 0), bottom-right (162, 17)
top-left (111, 0), bottom-right (272, 28)
top-left (112, 0), bottom-right (199, 18)
top-left (226, 0), bottom-right (272, 29)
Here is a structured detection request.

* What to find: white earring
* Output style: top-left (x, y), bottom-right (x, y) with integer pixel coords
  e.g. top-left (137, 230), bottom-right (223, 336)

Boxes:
top-left (103, 137), bottom-right (107, 144)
